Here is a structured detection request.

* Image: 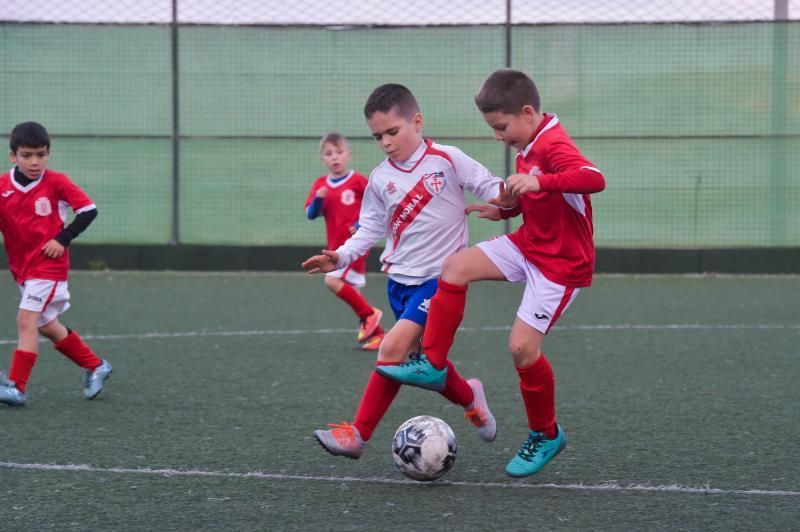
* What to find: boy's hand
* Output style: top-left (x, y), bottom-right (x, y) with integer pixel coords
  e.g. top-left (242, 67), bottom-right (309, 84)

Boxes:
top-left (41, 239), bottom-right (65, 259)
top-left (301, 249), bottom-right (340, 274)
top-left (316, 187), bottom-right (328, 198)
top-left (506, 173), bottom-right (540, 196)
top-left (465, 204), bottom-right (502, 221)
top-left (348, 225), bottom-right (357, 235)
top-left (488, 181), bottom-right (518, 209)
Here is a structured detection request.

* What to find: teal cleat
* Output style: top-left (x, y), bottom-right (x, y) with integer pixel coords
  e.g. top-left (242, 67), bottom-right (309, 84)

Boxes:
top-left (375, 353), bottom-right (447, 391)
top-left (505, 424), bottom-right (566, 478)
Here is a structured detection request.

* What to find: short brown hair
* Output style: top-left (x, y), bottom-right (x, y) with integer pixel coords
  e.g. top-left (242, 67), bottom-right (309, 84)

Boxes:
top-left (320, 132), bottom-right (349, 152)
top-left (364, 84), bottom-right (421, 120)
top-left (474, 69), bottom-right (540, 114)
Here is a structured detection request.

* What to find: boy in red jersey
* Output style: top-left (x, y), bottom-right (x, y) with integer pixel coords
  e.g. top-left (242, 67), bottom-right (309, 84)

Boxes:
top-left (0, 122), bottom-right (111, 407)
top-left (379, 70), bottom-right (606, 477)
top-left (305, 133), bottom-right (384, 350)
top-left (303, 84), bottom-right (506, 458)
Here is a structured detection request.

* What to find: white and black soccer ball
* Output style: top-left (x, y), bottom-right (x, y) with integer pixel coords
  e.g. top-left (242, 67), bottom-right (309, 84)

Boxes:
top-left (392, 415), bottom-right (457, 481)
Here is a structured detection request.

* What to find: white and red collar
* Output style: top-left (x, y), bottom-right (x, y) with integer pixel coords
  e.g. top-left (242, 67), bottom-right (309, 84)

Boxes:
top-left (10, 167), bottom-right (45, 193)
top-left (518, 113), bottom-right (560, 159)
top-left (388, 139), bottom-right (427, 173)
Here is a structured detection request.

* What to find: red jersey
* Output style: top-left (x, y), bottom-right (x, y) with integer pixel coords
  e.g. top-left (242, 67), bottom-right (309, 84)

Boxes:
top-left (504, 114), bottom-right (605, 287)
top-left (304, 171), bottom-right (369, 250)
top-left (0, 168), bottom-right (95, 284)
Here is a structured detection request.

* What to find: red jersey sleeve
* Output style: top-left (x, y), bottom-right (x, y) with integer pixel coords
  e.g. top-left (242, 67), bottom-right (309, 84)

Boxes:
top-left (536, 140), bottom-right (605, 194)
top-left (305, 177), bottom-right (325, 208)
top-left (56, 173), bottom-right (95, 212)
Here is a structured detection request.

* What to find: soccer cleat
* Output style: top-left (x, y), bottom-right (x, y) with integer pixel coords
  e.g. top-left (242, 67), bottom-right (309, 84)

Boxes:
top-left (376, 353), bottom-right (447, 391)
top-left (357, 307), bottom-right (383, 343)
top-left (0, 381), bottom-right (28, 407)
top-left (361, 333), bottom-right (383, 351)
top-left (314, 421), bottom-right (365, 459)
top-left (82, 359), bottom-right (112, 400)
top-left (505, 424), bottom-right (567, 478)
top-left (464, 378), bottom-right (497, 442)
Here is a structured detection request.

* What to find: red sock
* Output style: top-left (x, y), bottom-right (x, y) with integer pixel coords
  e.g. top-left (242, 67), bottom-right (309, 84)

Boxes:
top-left (336, 283), bottom-right (374, 321)
top-left (353, 362), bottom-right (401, 441)
top-left (438, 361), bottom-right (474, 407)
top-left (54, 331), bottom-right (102, 370)
top-left (9, 349), bottom-right (37, 392)
top-left (517, 354), bottom-right (558, 438)
top-left (421, 279), bottom-right (468, 370)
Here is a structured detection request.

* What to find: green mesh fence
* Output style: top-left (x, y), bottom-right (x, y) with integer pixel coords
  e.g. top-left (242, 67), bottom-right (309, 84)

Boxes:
top-left (0, 19), bottom-right (797, 247)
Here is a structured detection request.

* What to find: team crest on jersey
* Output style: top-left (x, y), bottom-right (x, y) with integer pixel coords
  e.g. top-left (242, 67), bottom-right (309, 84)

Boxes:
top-left (528, 165), bottom-right (543, 177)
top-left (34, 197), bottom-right (52, 216)
top-left (386, 181), bottom-right (397, 194)
top-left (341, 189), bottom-right (356, 206)
top-left (422, 172), bottom-right (446, 195)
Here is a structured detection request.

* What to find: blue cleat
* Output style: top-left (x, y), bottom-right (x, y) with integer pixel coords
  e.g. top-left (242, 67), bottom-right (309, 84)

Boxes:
top-left (505, 424), bottom-right (566, 478)
top-left (83, 359), bottom-right (112, 400)
top-left (0, 380), bottom-right (28, 407)
top-left (375, 353), bottom-right (447, 391)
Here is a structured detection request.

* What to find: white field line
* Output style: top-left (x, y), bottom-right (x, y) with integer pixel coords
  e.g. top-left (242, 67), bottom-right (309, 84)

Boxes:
top-left (0, 461), bottom-right (798, 497)
top-left (0, 323), bottom-right (798, 346)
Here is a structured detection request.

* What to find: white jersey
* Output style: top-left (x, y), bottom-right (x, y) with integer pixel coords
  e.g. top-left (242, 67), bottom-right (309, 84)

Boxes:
top-left (335, 139), bottom-right (503, 285)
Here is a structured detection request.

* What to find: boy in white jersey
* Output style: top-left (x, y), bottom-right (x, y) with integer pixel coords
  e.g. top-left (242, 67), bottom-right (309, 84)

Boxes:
top-left (302, 83), bottom-right (504, 458)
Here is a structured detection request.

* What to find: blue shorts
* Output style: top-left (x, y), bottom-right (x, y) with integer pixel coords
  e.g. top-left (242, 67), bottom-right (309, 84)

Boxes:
top-left (387, 277), bottom-right (439, 327)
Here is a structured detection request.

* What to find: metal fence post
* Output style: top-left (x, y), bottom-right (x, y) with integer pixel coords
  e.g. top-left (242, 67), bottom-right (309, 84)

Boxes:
top-left (170, 0), bottom-right (181, 245)
top-left (504, 0), bottom-right (513, 235)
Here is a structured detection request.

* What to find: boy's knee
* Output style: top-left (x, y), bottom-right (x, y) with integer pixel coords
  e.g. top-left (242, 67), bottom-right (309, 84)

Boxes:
top-left (324, 275), bottom-right (342, 291)
top-left (508, 338), bottom-right (540, 366)
top-left (376, 337), bottom-right (408, 364)
top-left (441, 254), bottom-right (468, 284)
top-left (17, 312), bottom-right (39, 331)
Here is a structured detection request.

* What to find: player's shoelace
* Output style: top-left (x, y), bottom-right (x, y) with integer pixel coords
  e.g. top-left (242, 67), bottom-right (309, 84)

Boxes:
top-left (517, 432), bottom-right (546, 461)
top-left (400, 352), bottom-right (428, 368)
top-left (327, 421), bottom-right (358, 444)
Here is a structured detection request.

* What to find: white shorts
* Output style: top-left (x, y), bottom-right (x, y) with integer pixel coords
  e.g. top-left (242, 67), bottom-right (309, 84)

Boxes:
top-left (477, 236), bottom-right (580, 334)
top-left (326, 265), bottom-right (366, 288)
top-left (19, 279), bottom-right (71, 327)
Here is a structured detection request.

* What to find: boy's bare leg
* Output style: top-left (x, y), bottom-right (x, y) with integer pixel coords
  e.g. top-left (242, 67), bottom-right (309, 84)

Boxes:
top-left (505, 317), bottom-right (565, 477)
top-left (314, 319), bottom-right (421, 458)
top-left (38, 317), bottom-right (69, 343)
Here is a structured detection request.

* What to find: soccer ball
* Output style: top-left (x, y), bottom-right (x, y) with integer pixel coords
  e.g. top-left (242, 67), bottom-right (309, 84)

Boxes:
top-left (392, 415), bottom-right (457, 481)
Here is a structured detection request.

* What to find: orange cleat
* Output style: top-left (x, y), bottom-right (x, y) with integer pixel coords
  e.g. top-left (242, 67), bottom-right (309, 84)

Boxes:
top-left (357, 307), bottom-right (383, 343)
top-left (361, 333), bottom-right (383, 351)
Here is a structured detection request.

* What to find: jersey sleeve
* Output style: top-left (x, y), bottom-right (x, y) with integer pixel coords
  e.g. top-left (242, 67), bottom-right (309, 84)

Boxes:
top-left (447, 146), bottom-right (503, 202)
top-left (335, 174), bottom-right (386, 268)
top-left (537, 139), bottom-right (605, 194)
top-left (57, 174), bottom-right (95, 212)
top-left (305, 178), bottom-right (323, 208)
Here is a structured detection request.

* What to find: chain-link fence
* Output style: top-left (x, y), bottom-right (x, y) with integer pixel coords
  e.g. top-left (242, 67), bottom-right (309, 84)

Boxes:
top-left (1, 1), bottom-right (798, 247)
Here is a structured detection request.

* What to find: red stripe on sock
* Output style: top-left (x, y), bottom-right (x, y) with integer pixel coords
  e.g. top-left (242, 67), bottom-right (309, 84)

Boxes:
top-left (353, 362), bottom-right (401, 441)
top-left (517, 354), bottom-right (557, 438)
top-left (420, 279), bottom-right (467, 370)
top-left (9, 349), bottom-right (37, 392)
top-left (438, 360), bottom-right (474, 407)
top-left (54, 331), bottom-right (102, 370)
top-left (336, 283), bottom-right (374, 320)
